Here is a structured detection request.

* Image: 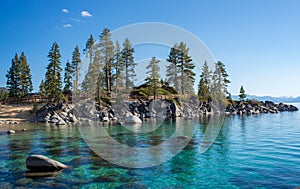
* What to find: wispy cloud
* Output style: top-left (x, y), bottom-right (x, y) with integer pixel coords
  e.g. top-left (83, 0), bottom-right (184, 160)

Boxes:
top-left (62, 9), bottom-right (69, 13)
top-left (63, 24), bottom-right (72, 28)
top-left (81, 11), bottom-right (92, 17)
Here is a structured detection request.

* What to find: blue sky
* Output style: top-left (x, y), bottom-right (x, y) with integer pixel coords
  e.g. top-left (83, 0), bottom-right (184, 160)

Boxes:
top-left (0, 0), bottom-right (299, 97)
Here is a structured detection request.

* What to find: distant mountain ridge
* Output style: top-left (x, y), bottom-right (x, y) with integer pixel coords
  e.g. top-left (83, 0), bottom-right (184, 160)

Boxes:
top-left (231, 94), bottom-right (300, 103)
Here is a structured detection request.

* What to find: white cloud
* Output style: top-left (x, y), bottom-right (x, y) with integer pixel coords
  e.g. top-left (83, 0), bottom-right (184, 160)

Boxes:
top-left (81, 11), bottom-right (92, 17)
top-left (62, 9), bottom-right (69, 13)
top-left (63, 24), bottom-right (72, 28)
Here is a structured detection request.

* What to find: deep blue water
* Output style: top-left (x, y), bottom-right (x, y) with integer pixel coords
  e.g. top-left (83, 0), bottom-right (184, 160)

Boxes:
top-left (0, 103), bottom-right (300, 188)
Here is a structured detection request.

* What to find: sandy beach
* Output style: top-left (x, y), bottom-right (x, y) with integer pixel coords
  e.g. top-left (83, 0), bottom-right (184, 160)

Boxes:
top-left (0, 104), bottom-right (41, 122)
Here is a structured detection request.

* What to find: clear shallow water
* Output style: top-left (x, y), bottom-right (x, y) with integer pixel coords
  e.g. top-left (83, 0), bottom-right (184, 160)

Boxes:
top-left (0, 103), bottom-right (300, 189)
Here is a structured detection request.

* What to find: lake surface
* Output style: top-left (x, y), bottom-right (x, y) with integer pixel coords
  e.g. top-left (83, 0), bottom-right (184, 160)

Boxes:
top-left (0, 103), bottom-right (300, 188)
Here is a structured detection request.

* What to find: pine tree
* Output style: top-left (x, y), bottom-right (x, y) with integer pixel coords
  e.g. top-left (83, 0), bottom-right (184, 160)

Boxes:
top-left (63, 60), bottom-right (73, 94)
top-left (198, 78), bottom-right (210, 103)
top-left (71, 45), bottom-right (81, 92)
top-left (145, 57), bottom-right (160, 99)
top-left (44, 42), bottom-right (63, 102)
top-left (177, 42), bottom-right (195, 95)
top-left (82, 34), bottom-right (96, 93)
top-left (239, 85), bottom-right (246, 100)
top-left (0, 88), bottom-right (8, 102)
top-left (98, 28), bottom-right (114, 94)
top-left (166, 45), bottom-right (180, 92)
top-left (19, 52), bottom-right (33, 96)
top-left (6, 53), bottom-right (22, 97)
top-left (201, 61), bottom-right (212, 89)
top-left (113, 41), bottom-right (124, 95)
top-left (198, 61), bottom-right (212, 102)
top-left (121, 38), bottom-right (136, 91)
top-left (84, 34), bottom-right (94, 66)
top-left (211, 61), bottom-right (231, 107)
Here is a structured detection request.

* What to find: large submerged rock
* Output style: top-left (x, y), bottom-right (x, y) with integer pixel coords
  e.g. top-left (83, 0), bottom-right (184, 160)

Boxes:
top-left (26, 155), bottom-right (68, 172)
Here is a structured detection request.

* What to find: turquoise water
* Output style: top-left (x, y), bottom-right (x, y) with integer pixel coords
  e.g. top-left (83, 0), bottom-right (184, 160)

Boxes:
top-left (0, 103), bottom-right (300, 188)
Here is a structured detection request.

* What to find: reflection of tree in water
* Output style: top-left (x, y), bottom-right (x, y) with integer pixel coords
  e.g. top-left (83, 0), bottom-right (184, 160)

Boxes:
top-left (239, 115), bottom-right (247, 139)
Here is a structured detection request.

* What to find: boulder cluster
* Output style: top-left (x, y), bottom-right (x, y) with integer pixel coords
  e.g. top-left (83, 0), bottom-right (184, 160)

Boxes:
top-left (36, 103), bottom-right (77, 125)
top-left (225, 100), bottom-right (298, 115)
top-left (35, 99), bottom-right (298, 124)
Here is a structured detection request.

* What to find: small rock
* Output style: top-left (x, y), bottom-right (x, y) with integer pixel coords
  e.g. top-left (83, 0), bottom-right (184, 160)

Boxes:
top-left (7, 130), bottom-right (15, 134)
top-left (102, 117), bottom-right (109, 122)
top-left (55, 120), bottom-right (66, 125)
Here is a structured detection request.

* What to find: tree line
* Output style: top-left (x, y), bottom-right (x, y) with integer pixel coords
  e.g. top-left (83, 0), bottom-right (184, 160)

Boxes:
top-left (3, 27), bottom-right (237, 104)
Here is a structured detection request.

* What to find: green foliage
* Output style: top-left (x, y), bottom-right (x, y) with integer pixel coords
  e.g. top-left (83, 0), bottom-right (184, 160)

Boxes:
top-left (71, 45), bottom-right (81, 92)
top-left (82, 34), bottom-right (96, 93)
top-left (198, 78), bottom-right (210, 102)
top-left (166, 46), bottom-right (180, 92)
top-left (98, 28), bottom-right (114, 93)
top-left (113, 41), bottom-right (124, 94)
top-left (211, 61), bottom-right (231, 108)
top-left (145, 57), bottom-right (160, 99)
top-left (198, 62), bottom-right (212, 102)
top-left (6, 52), bottom-right (32, 98)
top-left (166, 42), bottom-right (195, 95)
top-left (19, 52), bottom-right (33, 96)
top-left (0, 88), bottom-right (8, 102)
top-left (84, 34), bottom-right (94, 62)
top-left (6, 53), bottom-right (21, 97)
top-left (239, 85), bottom-right (246, 100)
top-left (121, 38), bottom-right (136, 91)
top-left (130, 81), bottom-right (178, 99)
top-left (63, 60), bottom-right (73, 94)
top-left (44, 42), bottom-right (63, 103)
top-left (200, 61), bottom-right (212, 89)
top-left (177, 42), bottom-right (195, 95)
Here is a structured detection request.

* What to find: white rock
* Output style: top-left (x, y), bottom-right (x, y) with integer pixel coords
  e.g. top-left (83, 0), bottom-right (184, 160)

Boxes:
top-left (55, 120), bottom-right (66, 125)
top-left (102, 117), bottom-right (109, 122)
top-left (7, 130), bottom-right (16, 134)
top-left (124, 115), bottom-right (142, 124)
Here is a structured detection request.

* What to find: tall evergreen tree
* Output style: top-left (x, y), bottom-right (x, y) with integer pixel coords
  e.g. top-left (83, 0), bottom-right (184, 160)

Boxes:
top-left (113, 41), bottom-right (124, 95)
top-left (198, 61), bottom-right (212, 102)
top-left (177, 42), bottom-right (195, 95)
top-left (121, 38), bottom-right (136, 91)
top-left (201, 61), bottom-right (212, 89)
top-left (63, 60), bottom-right (73, 94)
top-left (239, 85), bottom-right (246, 100)
top-left (166, 45), bottom-right (180, 92)
top-left (6, 53), bottom-right (21, 97)
top-left (211, 61), bottom-right (231, 107)
top-left (19, 52), bottom-right (33, 96)
top-left (44, 42), bottom-right (63, 102)
top-left (84, 34), bottom-right (94, 66)
top-left (98, 28), bottom-right (114, 94)
top-left (198, 78), bottom-right (210, 103)
top-left (71, 45), bottom-right (81, 92)
top-left (145, 57), bottom-right (160, 99)
top-left (82, 34), bottom-right (96, 93)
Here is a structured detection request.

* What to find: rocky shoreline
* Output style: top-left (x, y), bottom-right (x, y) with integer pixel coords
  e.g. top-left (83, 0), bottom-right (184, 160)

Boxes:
top-left (33, 99), bottom-right (299, 125)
